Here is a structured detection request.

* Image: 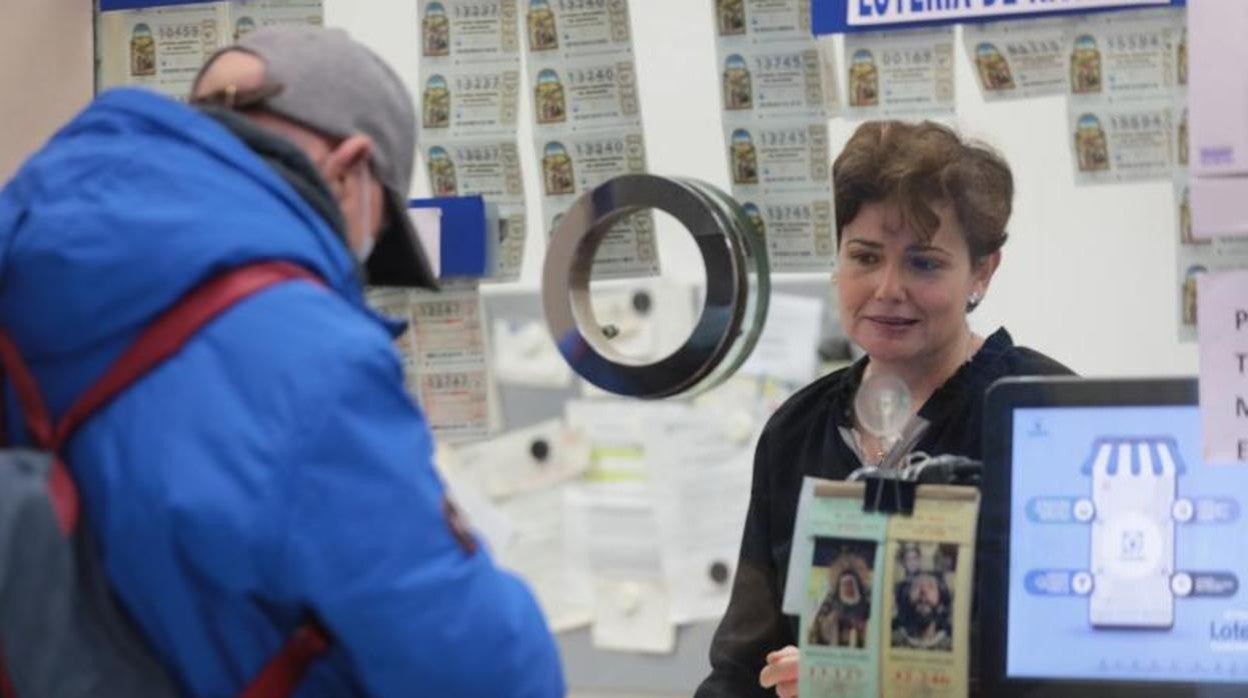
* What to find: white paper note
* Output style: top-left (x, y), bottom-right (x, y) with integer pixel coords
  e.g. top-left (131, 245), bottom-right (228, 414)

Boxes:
top-left (449, 418), bottom-right (590, 499)
top-left (643, 404), bottom-right (756, 624)
top-left (740, 292), bottom-right (822, 385)
top-left (1197, 269), bottom-right (1248, 464)
top-left (497, 488), bottom-right (594, 632)
top-left (565, 487), bottom-right (675, 653)
top-left (564, 399), bottom-right (648, 482)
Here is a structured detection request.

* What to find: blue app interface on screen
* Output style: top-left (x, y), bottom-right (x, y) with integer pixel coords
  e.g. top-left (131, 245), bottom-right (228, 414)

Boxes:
top-left (1007, 406), bottom-right (1247, 683)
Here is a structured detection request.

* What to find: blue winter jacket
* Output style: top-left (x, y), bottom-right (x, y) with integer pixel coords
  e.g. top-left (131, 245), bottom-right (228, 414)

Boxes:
top-left (0, 88), bottom-right (565, 697)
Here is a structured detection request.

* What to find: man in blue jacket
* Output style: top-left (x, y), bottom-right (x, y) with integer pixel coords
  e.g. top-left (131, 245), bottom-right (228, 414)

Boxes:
top-left (0, 26), bottom-right (564, 697)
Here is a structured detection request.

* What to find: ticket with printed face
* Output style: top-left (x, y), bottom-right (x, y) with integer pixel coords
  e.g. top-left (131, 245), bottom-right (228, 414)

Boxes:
top-left (529, 53), bottom-right (641, 131)
top-left (536, 128), bottom-right (647, 200)
top-left (725, 120), bottom-right (830, 196)
top-left (535, 127), bottom-right (656, 278)
top-left (734, 192), bottom-right (835, 272)
top-left (419, 0), bottom-right (520, 63)
top-left (1174, 173), bottom-right (1202, 250)
top-left (879, 488), bottom-right (979, 698)
top-left (843, 27), bottom-right (955, 120)
top-left (1174, 103), bottom-right (1189, 170)
top-left (1068, 99), bottom-right (1173, 184)
top-left (1172, 168), bottom-right (1248, 342)
top-left (543, 205), bottom-right (658, 280)
top-left (524, 0), bottom-right (632, 56)
top-left (1067, 8), bottom-right (1182, 103)
top-left (796, 482), bottom-right (887, 698)
top-left (227, 0), bottom-right (322, 41)
top-left (964, 17), bottom-right (1077, 101)
top-left (718, 40), bottom-right (832, 121)
top-left (419, 62), bottom-right (520, 138)
top-left (98, 4), bottom-right (227, 100)
top-left (423, 138), bottom-right (525, 204)
top-left (711, 0), bottom-right (811, 43)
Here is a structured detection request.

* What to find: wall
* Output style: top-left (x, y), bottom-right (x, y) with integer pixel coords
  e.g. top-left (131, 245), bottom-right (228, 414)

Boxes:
top-left (0, 1), bottom-right (95, 181)
top-left (0, 1), bottom-right (1197, 372)
top-left (326, 0), bottom-right (1197, 379)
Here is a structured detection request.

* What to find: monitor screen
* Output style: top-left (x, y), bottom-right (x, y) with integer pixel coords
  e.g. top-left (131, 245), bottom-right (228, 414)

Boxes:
top-left (1006, 402), bottom-right (1247, 684)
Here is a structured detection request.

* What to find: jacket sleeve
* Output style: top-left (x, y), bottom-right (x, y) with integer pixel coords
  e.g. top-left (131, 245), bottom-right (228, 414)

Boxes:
top-left (274, 327), bottom-right (564, 698)
top-left (695, 428), bottom-right (791, 698)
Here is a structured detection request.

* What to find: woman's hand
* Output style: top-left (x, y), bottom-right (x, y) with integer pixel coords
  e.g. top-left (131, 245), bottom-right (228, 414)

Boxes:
top-left (758, 645), bottom-right (800, 698)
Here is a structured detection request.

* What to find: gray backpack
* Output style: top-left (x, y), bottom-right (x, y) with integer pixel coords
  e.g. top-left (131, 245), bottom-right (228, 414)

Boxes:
top-left (0, 262), bottom-right (330, 698)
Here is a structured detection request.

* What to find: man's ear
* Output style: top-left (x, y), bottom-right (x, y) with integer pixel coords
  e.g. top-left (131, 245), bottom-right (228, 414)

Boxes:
top-left (320, 134), bottom-right (374, 197)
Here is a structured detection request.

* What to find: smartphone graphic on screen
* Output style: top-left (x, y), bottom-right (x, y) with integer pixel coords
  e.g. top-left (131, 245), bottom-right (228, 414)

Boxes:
top-left (1087, 439), bottom-right (1178, 629)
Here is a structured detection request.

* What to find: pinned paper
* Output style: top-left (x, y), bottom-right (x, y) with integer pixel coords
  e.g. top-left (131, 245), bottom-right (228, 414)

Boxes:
top-left (496, 488), bottom-right (594, 633)
top-left (491, 318), bottom-right (573, 388)
top-left (1197, 269), bottom-right (1248, 463)
top-left (449, 419), bottom-right (590, 500)
top-left (740, 292), bottom-right (822, 385)
top-left (564, 487), bottom-right (675, 654)
top-left (565, 399), bottom-right (648, 482)
top-left (643, 404), bottom-right (755, 624)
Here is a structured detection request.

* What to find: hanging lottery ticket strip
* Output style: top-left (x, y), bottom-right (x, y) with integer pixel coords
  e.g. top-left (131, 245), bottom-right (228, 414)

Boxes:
top-left (418, 0), bottom-right (527, 282)
top-left (791, 481), bottom-right (979, 698)
top-left (366, 280), bottom-right (498, 443)
top-left (95, 0), bottom-right (323, 100)
top-left (525, 0), bottom-right (659, 280)
top-left (713, 0), bottom-right (838, 273)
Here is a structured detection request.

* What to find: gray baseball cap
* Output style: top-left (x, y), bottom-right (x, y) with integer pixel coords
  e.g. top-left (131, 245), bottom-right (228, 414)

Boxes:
top-left (201, 26), bottom-right (437, 289)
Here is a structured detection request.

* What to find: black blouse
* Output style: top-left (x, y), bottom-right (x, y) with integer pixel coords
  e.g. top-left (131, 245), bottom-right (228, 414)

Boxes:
top-left (695, 328), bottom-right (1072, 698)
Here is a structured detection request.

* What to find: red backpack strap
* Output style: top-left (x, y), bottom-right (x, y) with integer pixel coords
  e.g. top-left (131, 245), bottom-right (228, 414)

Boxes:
top-left (0, 333), bottom-right (72, 532)
top-left (54, 261), bottom-right (323, 451)
top-left (0, 261), bottom-right (322, 533)
top-left (238, 622), bottom-right (332, 698)
top-left (0, 641), bottom-right (17, 698)
top-left (0, 260), bottom-right (333, 695)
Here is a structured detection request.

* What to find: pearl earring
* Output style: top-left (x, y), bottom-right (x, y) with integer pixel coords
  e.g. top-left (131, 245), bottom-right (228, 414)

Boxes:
top-left (968, 291), bottom-right (982, 305)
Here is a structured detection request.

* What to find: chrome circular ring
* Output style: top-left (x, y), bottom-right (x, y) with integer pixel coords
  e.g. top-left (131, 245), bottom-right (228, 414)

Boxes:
top-left (542, 174), bottom-right (769, 398)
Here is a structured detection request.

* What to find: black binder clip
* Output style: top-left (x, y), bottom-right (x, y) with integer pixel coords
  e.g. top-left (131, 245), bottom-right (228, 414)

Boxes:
top-left (862, 475), bottom-right (917, 515)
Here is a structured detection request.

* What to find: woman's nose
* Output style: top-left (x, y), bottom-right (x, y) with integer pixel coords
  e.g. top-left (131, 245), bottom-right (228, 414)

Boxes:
top-left (872, 260), bottom-right (906, 301)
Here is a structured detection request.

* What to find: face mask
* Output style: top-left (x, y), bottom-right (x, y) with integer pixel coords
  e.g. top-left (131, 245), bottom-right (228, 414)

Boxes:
top-left (352, 162), bottom-right (376, 263)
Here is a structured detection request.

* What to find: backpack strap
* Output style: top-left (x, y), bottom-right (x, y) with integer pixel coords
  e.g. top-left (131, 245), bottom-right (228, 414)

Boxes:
top-left (0, 260), bottom-right (322, 532)
top-left (0, 642), bottom-right (16, 698)
top-left (0, 260), bottom-right (334, 698)
top-left (239, 621), bottom-right (332, 698)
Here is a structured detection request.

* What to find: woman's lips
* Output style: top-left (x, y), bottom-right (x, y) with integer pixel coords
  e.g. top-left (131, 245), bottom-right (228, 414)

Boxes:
top-left (865, 315), bottom-right (919, 327)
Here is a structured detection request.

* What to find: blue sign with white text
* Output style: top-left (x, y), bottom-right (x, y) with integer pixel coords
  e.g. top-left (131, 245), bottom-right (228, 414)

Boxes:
top-left (813, 0), bottom-right (1185, 35)
top-left (99, 0), bottom-right (218, 11)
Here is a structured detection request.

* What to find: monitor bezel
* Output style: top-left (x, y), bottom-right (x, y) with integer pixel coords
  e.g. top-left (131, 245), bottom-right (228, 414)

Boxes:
top-left (979, 376), bottom-right (1247, 698)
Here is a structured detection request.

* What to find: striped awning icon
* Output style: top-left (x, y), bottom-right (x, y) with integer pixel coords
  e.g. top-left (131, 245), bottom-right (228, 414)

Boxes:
top-left (1081, 437), bottom-right (1188, 477)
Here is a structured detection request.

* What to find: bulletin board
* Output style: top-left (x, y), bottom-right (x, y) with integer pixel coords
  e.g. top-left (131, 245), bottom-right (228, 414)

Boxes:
top-left (482, 278), bottom-right (834, 696)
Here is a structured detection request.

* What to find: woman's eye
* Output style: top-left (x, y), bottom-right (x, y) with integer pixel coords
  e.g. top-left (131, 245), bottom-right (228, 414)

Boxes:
top-left (850, 252), bottom-right (878, 265)
top-left (909, 256), bottom-right (942, 272)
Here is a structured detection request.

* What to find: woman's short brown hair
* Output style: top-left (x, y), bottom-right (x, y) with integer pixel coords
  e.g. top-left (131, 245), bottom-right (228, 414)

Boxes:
top-left (833, 120), bottom-right (1013, 260)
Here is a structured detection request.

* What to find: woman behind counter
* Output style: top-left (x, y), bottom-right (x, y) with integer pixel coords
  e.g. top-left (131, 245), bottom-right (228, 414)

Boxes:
top-left (695, 120), bottom-right (1073, 698)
